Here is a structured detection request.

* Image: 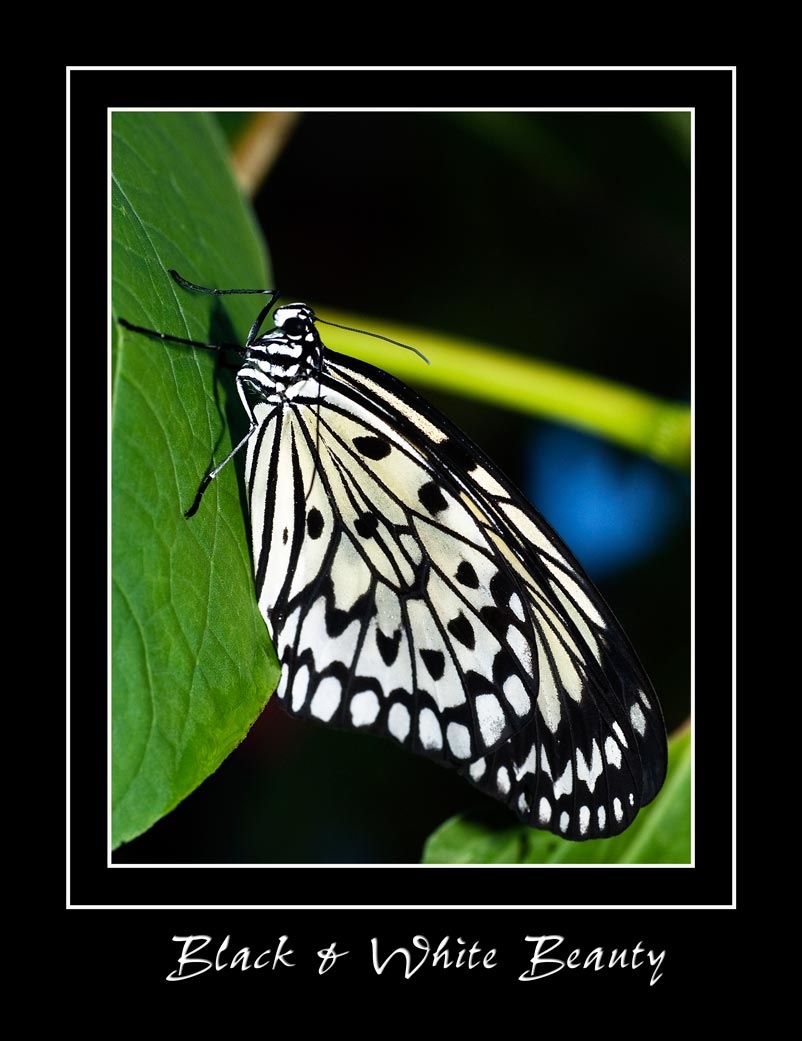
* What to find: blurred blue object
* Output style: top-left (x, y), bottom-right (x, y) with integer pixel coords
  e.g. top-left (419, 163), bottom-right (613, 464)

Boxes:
top-left (527, 425), bottom-right (687, 580)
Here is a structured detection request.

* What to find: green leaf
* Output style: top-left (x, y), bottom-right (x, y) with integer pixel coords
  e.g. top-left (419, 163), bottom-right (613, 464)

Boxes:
top-left (111, 112), bottom-right (279, 849)
top-left (421, 727), bottom-right (691, 864)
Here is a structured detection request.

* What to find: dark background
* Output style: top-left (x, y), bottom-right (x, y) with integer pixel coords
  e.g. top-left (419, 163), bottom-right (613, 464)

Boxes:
top-left (112, 109), bottom-right (691, 865)
top-left (67, 66), bottom-right (737, 1007)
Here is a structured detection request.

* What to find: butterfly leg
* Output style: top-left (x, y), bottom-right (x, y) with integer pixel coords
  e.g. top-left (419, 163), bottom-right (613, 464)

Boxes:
top-left (117, 318), bottom-right (248, 358)
top-left (184, 375), bottom-right (261, 518)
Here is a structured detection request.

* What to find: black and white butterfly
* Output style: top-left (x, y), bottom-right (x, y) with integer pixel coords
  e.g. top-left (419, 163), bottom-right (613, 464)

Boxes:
top-left (121, 270), bottom-right (667, 841)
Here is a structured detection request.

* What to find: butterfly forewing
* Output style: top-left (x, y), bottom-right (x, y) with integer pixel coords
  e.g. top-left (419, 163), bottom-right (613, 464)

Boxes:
top-left (244, 334), bottom-right (667, 841)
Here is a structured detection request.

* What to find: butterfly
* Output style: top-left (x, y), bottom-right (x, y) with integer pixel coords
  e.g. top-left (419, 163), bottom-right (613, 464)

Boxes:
top-left (120, 269), bottom-right (667, 841)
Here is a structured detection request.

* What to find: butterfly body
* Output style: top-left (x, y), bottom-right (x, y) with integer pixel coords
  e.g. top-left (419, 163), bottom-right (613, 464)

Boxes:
top-left (228, 296), bottom-right (667, 841)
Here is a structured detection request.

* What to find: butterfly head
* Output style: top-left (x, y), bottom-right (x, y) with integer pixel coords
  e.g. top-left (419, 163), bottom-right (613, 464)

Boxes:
top-left (248, 303), bottom-right (323, 384)
top-left (273, 303), bottom-right (318, 337)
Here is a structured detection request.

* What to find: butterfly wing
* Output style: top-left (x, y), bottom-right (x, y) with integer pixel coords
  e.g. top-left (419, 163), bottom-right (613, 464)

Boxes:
top-left (245, 347), bottom-right (667, 840)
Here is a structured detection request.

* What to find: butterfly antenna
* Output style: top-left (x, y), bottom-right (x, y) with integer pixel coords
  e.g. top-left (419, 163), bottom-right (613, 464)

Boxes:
top-left (315, 317), bottom-right (430, 365)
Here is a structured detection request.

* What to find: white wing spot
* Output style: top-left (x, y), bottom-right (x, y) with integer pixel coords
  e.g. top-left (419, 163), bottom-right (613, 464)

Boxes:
top-left (509, 593), bottom-right (525, 621)
top-left (544, 562), bottom-right (605, 627)
top-left (275, 669), bottom-right (289, 700)
top-left (604, 736), bottom-right (622, 769)
top-left (550, 585), bottom-right (602, 664)
top-left (534, 634), bottom-right (561, 732)
top-left (559, 811), bottom-right (569, 833)
top-left (276, 606), bottom-right (301, 659)
top-left (518, 793), bottom-right (529, 815)
top-left (468, 758), bottom-right (486, 781)
top-left (597, 806), bottom-right (606, 830)
top-left (579, 805), bottom-right (590, 835)
top-left (500, 504), bottom-right (569, 566)
top-left (418, 707), bottom-right (443, 750)
top-left (310, 677), bottom-right (341, 722)
top-left (300, 595), bottom-right (361, 674)
top-left (553, 761), bottom-right (573, 800)
top-left (614, 797), bottom-right (623, 822)
top-left (539, 614), bottom-right (584, 703)
top-left (350, 690), bottom-right (379, 727)
top-left (629, 792), bottom-right (635, 807)
top-left (496, 766), bottom-right (510, 794)
top-left (388, 702), bottom-right (410, 743)
top-left (538, 797), bottom-right (551, 824)
top-left (576, 741), bottom-right (603, 793)
top-left (473, 466), bottom-right (509, 497)
top-left (291, 665), bottom-right (310, 712)
top-left (476, 694), bottom-right (506, 748)
top-left (514, 744), bottom-right (537, 781)
top-left (502, 674), bottom-right (530, 717)
top-left (540, 745), bottom-right (552, 779)
top-left (630, 702), bottom-right (647, 736)
top-left (506, 624), bottom-right (533, 677)
top-left (639, 688), bottom-right (651, 708)
top-left (612, 721), bottom-right (629, 748)
top-left (446, 722), bottom-right (472, 759)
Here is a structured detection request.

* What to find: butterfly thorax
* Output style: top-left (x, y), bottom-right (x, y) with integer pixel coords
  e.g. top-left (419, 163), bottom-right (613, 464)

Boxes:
top-left (244, 303), bottom-right (324, 392)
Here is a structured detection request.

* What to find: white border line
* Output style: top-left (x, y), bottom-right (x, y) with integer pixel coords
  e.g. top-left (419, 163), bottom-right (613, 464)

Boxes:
top-left (81, 77), bottom-right (722, 907)
top-left (106, 106), bottom-right (694, 873)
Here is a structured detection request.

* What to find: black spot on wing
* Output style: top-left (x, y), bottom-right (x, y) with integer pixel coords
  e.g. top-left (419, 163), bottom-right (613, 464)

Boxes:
top-left (479, 604), bottom-right (509, 638)
top-left (447, 611), bottom-right (475, 650)
top-left (315, 577), bottom-right (371, 638)
top-left (307, 508), bottom-right (324, 540)
top-left (328, 604), bottom-right (356, 638)
top-left (455, 560), bottom-right (479, 588)
top-left (355, 513), bottom-right (379, 538)
top-left (420, 648), bottom-right (446, 681)
top-left (490, 569), bottom-right (518, 607)
top-left (419, 481), bottom-right (448, 515)
top-left (491, 646), bottom-right (517, 684)
top-left (465, 669), bottom-right (493, 697)
top-left (376, 628), bottom-right (401, 665)
top-left (353, 435), bottom-right (391, 460)
top-left (438, 437), bottom-right (477, 474)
